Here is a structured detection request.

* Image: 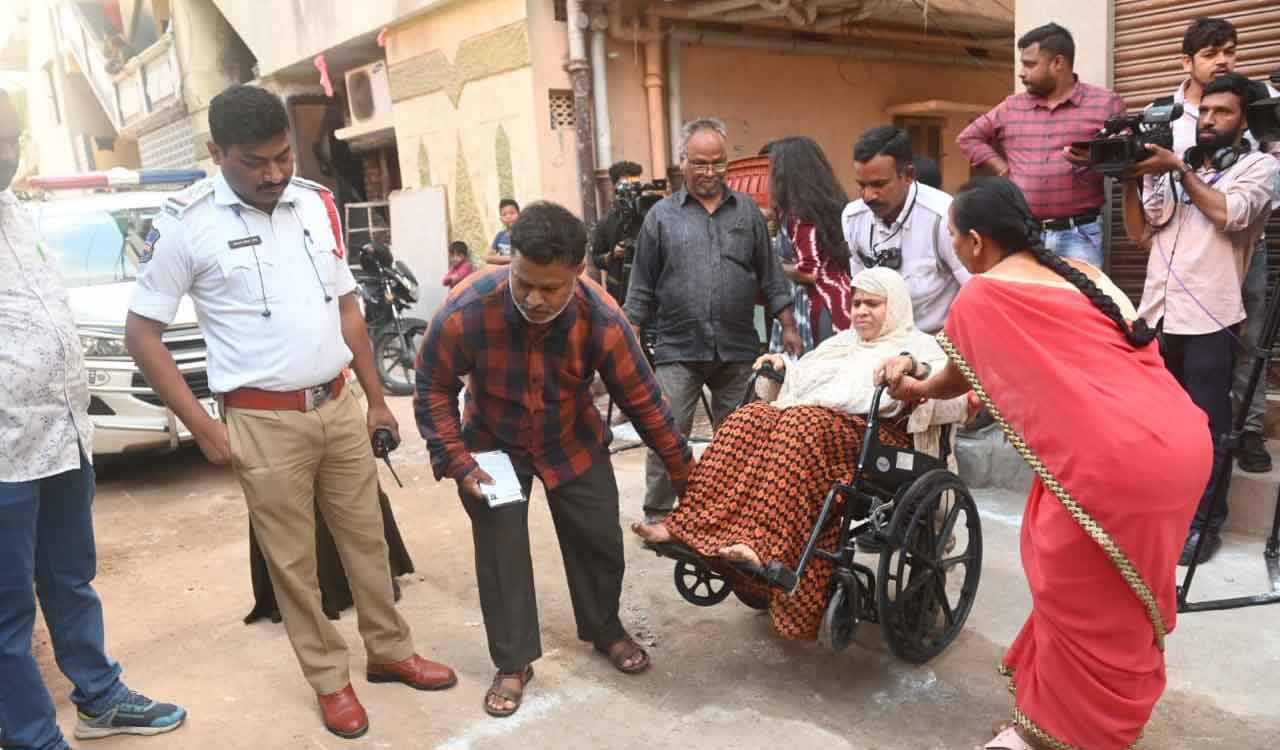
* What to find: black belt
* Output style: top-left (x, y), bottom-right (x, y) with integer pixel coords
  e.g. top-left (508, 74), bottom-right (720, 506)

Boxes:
top-left (1039, 211), bottom-right (1100, 231)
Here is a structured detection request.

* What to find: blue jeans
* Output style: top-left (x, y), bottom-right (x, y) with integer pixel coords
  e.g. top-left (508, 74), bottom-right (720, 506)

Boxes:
top-left (0, 451), bottom-right (127, 750)
top-left (1041, 218), bottom-right (1104, 268)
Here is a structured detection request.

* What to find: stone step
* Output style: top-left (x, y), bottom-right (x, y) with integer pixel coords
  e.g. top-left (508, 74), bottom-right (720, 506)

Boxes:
top-left (1222, 443), bottom-right (1280, 539)
top-left (955, 427), bottom-right (1279, 540)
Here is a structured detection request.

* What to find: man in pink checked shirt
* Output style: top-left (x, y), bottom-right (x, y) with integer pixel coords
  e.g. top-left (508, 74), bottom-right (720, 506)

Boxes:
top-left (958, 22), bottom-right (1126, 269)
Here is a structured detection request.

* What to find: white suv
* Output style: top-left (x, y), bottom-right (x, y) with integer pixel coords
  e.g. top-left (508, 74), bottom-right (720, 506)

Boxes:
top-left (26, 177), bottom-right (216, 456)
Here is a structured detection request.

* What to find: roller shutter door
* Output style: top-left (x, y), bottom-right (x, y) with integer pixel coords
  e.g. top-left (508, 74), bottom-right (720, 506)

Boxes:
top-left (1110, 0), bottom-right (1280, 303)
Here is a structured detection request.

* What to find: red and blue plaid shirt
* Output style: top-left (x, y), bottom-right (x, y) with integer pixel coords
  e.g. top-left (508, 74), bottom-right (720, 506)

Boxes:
top-left (957, 79), bottom-right (1126, 220)
top-left (415, 267), bottom-right (692, 489)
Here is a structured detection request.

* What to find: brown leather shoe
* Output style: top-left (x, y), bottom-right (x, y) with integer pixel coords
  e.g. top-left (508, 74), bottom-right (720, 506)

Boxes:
top-left (317, 684), bottom-right (368, 739)
top-left (367, 654), bottom-right (458, 691)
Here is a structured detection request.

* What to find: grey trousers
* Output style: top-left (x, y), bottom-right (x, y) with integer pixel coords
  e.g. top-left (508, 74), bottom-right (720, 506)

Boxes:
top-left (643, 360), bottom-right (754, 515)
top-left (1232, 241), bottom-right (1269, 434)
top-left (459, 459), bottom-right (627, 672)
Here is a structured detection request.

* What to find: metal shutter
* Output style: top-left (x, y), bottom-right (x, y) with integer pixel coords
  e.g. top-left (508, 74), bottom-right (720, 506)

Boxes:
top-left (1110, 0), bottom-right (1280, 303)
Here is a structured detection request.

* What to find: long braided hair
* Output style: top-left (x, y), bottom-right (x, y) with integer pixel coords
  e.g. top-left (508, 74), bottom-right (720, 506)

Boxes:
top-left (952, 178), bottom-right (1157, 348)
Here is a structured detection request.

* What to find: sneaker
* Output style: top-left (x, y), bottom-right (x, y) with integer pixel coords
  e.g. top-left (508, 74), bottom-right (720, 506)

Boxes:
top-left (1237, 430), bottom-right (1272, 473)
top-left (74, 690), bottom-right (187, 739)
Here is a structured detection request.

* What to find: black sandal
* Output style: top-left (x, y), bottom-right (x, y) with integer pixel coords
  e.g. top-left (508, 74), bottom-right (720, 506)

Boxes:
top-left (483, 665), bottom-right (533, 718)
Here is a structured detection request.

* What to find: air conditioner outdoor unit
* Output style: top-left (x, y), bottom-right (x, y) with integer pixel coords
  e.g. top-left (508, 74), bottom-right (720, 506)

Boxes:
top-left (345, 61), bottom-right (393, 125)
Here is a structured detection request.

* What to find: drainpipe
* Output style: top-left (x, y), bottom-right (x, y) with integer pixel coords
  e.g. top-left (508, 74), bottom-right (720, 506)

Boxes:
top-left (565, 0), bottom-right (597, 224)
top-left (607, 3), bottom-right (667, 180)
top-left (590, 12), bottom-right (616, 214)
top-left (667, 36), bottom-right (683, 168)
top-left (642, 13), bottom-right (668, 180)
top-left (590, 19), bottom-right (612, 168)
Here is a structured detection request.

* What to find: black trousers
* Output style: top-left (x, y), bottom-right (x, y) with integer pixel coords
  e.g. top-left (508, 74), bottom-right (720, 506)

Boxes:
top-left (459, 458), bottom-right (628, 672)
top-left (1162, 327), bottom-right (1236, 533)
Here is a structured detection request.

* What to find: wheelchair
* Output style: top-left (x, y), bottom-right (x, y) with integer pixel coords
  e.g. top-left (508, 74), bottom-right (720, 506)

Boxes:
top-left (645, 370), bottom-right (983, 664)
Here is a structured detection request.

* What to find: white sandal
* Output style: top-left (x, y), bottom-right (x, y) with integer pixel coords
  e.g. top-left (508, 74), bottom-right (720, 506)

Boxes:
top-left (984, 726), bottom-right (1034, 750)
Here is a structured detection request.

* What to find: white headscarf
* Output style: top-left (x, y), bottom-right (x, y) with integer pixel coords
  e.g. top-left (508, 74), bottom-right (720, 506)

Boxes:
top-left (773, 267), bottom-right (945, 415)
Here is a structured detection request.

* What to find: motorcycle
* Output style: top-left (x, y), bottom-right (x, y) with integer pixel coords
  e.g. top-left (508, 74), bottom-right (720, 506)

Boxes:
top-left (355, 242), bottom-right (426, 396)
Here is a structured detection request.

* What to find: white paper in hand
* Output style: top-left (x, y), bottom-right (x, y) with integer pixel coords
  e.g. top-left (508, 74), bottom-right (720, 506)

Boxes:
top-left (472, 451), bottom-right (526, 508)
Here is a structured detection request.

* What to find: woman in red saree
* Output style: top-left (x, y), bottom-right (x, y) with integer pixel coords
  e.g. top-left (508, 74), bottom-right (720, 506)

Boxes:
top-left (879, 178), bottom-right (1211, 750)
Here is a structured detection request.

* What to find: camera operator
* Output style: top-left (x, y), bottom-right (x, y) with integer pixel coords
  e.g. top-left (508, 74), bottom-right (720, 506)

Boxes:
top-left (591, 160), bottom-right (645, 303)
top-left (1122, 72), bottom-right (1279, 565)
top-left (1155, 18), bottom-right (1280, 474)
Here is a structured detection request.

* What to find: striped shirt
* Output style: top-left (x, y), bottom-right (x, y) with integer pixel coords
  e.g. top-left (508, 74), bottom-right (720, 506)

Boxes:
top-left (957, 79), bottom-right (1126, 220)
top-left (787, 216), bottom-right (851, 334)
top-left (414, 267), bottom-right (693, 489)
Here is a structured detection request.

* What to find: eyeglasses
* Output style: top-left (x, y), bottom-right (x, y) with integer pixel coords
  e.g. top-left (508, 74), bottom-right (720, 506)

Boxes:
top-left (858, 246), bottom-right (903, 271)
top-left (687, 161), bottom-right (728, 175)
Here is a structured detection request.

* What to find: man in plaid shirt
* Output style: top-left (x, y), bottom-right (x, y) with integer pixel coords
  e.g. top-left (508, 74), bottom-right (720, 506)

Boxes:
top-left (415, 202), bottom-right (692, 717)
top-left (958, 22), bottom-right (1126, 268)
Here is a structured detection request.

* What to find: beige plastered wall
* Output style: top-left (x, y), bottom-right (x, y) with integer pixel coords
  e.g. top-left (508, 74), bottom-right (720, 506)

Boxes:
top-left (665, 44), bottom-right (1012, 196)
top-left (1015, 0), bottom-right (1114, 87)
top-left (385, 0), bottom-right (543, 257)
top-left (525, 0), bottom-right (581, 216)
top-left (211, 0), bottom-right (444, 77)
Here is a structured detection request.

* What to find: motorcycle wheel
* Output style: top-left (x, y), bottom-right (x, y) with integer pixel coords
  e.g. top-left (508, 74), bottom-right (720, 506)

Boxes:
top-left (374, 319), bottom-right (427, 396)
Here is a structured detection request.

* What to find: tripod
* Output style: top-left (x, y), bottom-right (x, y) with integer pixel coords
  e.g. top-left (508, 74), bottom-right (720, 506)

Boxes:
top-left (1177, 275), bottom-right (1280, 613)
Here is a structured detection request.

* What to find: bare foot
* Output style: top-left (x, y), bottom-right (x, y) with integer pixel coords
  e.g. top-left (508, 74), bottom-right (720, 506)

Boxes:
top-left (630, 522), bottom-right (671, 544)
top-left (718, 543), bottom-right (762, 567)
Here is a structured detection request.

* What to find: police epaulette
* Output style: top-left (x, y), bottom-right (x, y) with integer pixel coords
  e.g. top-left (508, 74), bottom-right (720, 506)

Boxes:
top-left (162, 179), bottom-right (214, 217)
top-left (290, 176), bottom-right (334, 194)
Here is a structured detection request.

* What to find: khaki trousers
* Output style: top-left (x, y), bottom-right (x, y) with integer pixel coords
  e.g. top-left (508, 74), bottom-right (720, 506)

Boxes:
top-left (227, 387), bottom-right (414, 694)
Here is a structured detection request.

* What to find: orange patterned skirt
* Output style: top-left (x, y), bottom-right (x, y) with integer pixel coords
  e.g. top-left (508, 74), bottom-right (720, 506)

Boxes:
top-left (665, 400), bottom-right (910, 639)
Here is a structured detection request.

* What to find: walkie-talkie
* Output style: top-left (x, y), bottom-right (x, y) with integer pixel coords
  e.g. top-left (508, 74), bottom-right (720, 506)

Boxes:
top-left (371, 427), bottom-right (403, 487)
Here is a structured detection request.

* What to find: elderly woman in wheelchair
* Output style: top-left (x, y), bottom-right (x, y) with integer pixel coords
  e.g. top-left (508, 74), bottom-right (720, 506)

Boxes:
top-left (632, 267), bottom-right (981, 661)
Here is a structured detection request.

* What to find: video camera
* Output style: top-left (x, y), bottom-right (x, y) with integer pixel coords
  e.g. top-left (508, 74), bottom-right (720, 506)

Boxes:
top-left (1075, 101), bottom-right (1183, 177)
top-left (614, 178), bottom-right (668, 227)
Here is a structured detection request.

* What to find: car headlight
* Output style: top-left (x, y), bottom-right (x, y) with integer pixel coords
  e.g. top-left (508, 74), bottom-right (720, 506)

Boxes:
top-left (80, 334), bottom-right (129, 358)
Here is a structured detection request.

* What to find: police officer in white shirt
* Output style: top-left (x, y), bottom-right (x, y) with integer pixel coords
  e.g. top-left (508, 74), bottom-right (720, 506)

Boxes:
top-left (842, 125), bottom-right (970, 334)
top-left (124, 85), bottom-right (454, 740)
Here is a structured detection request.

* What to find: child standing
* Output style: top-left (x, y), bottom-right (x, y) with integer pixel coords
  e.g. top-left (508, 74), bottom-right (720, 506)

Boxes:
top-left (484, 199), bottom-right (520, 265)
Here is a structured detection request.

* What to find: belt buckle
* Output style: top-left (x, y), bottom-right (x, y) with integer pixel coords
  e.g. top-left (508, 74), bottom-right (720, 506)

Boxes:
top-left (304, 383), bottom-right (332, 411)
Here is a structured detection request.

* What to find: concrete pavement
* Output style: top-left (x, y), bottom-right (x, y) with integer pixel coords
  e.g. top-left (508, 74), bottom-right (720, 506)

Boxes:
top-left (33, 395), bottom-right (1280, 749)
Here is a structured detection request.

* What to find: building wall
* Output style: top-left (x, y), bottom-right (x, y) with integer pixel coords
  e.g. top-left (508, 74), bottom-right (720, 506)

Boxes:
top-left (1015, 0), bottom-right (1113, 87)
top-left (385, 0), bottom-right (538, 259)
top-left (525, 0), bottom-right (581, 217)
top-left (211, 0), bottom-right (445, 77)
top-left (601, 36), bottom-right (658, 180)
top-left (24, 3), bottom-right (116, 176)
top-left (670, 44), bottom-right (1011, 196)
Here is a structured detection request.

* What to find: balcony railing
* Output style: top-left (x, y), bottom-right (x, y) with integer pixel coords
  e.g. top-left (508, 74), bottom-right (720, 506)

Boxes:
top-left (53, 1), bottom-right (185, 138)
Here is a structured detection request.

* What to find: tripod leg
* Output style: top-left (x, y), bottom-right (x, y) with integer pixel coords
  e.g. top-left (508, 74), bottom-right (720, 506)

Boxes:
top-left (1179, 433), bottom-right (1234, 605)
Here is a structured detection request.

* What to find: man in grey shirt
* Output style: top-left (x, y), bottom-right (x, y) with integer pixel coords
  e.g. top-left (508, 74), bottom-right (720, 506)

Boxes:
top-left (624, 118), bottom-right (802, 521)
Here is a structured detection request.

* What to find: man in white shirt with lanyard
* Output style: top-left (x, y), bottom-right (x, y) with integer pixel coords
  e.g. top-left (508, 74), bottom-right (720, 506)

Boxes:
top-left (125, 85), bottom-right (455, 739)
top-left (1158, 17), bottom-right (1280, 474)
top-left (842, 125), bottom-right (970, 334)
top-left (0, 90), bottom-right (187, 750)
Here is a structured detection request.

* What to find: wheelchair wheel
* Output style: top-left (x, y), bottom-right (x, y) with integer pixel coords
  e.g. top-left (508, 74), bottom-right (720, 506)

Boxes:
top-left (876, 469), bottom-right (983, 664)
top-left (673, 560), bottom-right (732, 606)
top-left (733, 589), bottom-right (770, 611)
top-left (817, 579), bottom-right (859, 652)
